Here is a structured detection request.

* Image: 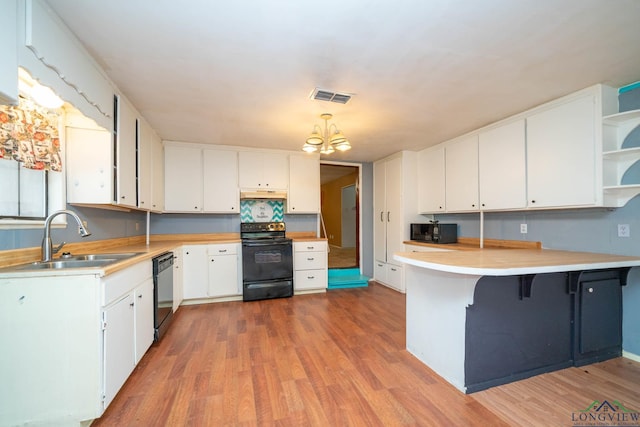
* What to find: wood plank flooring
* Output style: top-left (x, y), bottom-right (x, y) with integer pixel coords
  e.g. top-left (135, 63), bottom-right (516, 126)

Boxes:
top-left (93, 283), bottom-right (640, 426)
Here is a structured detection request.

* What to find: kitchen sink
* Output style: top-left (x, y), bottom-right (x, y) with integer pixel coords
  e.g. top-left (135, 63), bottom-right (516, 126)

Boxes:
top-left (0, 252), bottom-right (144, 272)
top-left (59, 252), bottom-right (143, 261)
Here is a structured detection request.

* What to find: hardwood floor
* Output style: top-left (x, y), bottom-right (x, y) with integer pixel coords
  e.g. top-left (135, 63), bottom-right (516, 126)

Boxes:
top-left (94, 283), bottom-right (640, 426)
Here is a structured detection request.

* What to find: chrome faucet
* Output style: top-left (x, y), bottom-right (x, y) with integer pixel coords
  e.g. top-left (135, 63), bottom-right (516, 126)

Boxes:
top-left (41, 210), bottom-right (92, 262)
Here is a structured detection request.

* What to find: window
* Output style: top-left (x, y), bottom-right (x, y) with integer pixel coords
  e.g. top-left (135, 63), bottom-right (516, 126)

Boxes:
top-left (0, 96), bottom-right (65, 227)
top-left (0, 160), bottom-right (47, 218)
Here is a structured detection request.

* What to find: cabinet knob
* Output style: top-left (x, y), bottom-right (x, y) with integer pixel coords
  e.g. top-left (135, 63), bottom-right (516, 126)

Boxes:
top-left (481, 203), bottom-right (485, 207)
top-left (439, 206), bottom-right (443, 209)
top-left (531, 200), bottom-right (536, 204)
top-left (307, 246), bottom-right (314, 250)
top-left (307, 276), bottom-right (315, 279)
top-left (219, 249), bottom-right (227, 253)
top-left (211, 259), bottom-right (215, 262)
top-left (138, 294), bottom-right (143, 298)
top-left (472, 204), bottom-right (475, 207)
top-left (121, 196), bottom-right (125, 199)
top-left (588, 287), bottom-right (594, 293)
top-left (130, 302), bottom-right (135, 307)
top-left (307, 257), bottom-right (314, 261)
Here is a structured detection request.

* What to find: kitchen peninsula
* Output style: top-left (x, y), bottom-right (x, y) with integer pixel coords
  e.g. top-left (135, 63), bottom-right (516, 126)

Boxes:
top-left (394, 245), bottom-right (640, 393)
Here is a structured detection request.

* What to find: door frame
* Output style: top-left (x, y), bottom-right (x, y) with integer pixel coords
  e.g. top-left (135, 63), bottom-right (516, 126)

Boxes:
top-left (320, 161), bottom-right (362, 271)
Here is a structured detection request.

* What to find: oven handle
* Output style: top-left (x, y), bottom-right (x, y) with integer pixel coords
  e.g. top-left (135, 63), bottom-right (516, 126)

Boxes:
top-left (242, 240), bottom-right (291, 248)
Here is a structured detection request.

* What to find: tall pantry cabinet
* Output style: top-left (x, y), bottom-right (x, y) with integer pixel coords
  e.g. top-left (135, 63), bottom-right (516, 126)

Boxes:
top-left (373, 151), bottom-right (422, 293)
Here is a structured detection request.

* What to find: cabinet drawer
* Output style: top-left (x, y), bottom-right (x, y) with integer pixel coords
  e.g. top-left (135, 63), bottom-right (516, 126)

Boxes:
top-left (207, 243), bottom-right (238, 256)
top-left (294, 241), bottom-right (327, 253)
top-left (295, 251), bottom-right (327, 270)
top-left (102, 261), bottom-right (152, 306)
top-left (294, 269), bottom-right (327, 290)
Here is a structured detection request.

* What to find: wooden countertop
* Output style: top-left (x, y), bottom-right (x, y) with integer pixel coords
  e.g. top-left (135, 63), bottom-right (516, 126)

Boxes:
top-left (0, 232), bottom-right (326, 278)
top-left (395, 248), bottom-right (640, 276)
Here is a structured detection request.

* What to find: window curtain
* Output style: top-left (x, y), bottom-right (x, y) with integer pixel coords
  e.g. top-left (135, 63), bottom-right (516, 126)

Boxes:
top-left (0, 96), bottom-right (62, 171)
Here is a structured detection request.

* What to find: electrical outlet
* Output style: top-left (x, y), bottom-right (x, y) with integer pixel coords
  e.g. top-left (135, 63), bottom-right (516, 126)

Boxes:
top-left (520, 223), bottom-right (528, 234)
top-left (618, 224), bottom-right (630, 238)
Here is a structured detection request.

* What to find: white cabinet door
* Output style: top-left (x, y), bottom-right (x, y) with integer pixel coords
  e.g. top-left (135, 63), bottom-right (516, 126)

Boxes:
top-left (134, 279), bottom-right (154, 364)
top-left (263, 152), bottom-right (289, 189)
top-left (66, 127), bottom-right (114, 204)
top-left (238, 151), bottom-right (288, 189)
top-left (418, 147), bottom-right (446, 213)
top-left (288, 154), bottom-right (320, 213)
top-left (478, 120), bottom-right (527, 210)
top-left (116, 97), bottom-right (138, 208)
top-left (208, 254), bottom-right (240, 297)
top-left (385, 156), bottom-right (404, 265)
top-left (527, 94), bottom-right (596, 208)
top-left (386, 264), bottom-right (403, 291)
top-left (0, 0), bottom-right (17, 105)
top-left (373, 161), bottom-right (387, 263)
top-left (103, 293), bottom-right (135, 409)
top-left (150, 132), bottom-right (165, 212)
top-left (182, 245), bottom-right (208, 299)
top-left (203, 149), bottom-right (239, 213)
top-left (164, 145), bottom-right (203, 212)
top-left (137, 119), bottom-right (153, 210)
top-left (172, 250), bottom-right (183, 311)
top-left (445, 135), bottom-right (479, 212)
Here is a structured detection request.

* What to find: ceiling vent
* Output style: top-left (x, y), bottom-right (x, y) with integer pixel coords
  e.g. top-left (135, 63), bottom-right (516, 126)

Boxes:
top-left (310, 88), bottom-right (353, 104)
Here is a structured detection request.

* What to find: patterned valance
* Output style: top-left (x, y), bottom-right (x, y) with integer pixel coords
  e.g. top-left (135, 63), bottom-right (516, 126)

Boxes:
top-left (0, 96), bottom-right (62, 171)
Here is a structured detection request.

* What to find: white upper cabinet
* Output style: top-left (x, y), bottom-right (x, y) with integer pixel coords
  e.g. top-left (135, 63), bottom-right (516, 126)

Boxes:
top-left (164, 144), bottom-right (203, 212)
top-left (203, 149), bottom-right (239, 213)
top-left (138, 119), bottom-right (153, 210)
top-left (445, 135), bottom-right (479, 212)
top-left (418, 147), bottom-right (446, 213)
top-left (288, 154), bottom-right (320, 213)
top-left (478, 119), bottom-right (527, 210)
top-left (0, 0), bottom-right (18, 105)
top-left (150, 131), bottom-right (165, 212)
top-left (66, 126), bottom-right (113, 204)
top-left (116, 96), bottom-right (138, 208)
top-left (238, 151), bottom-right (288, 189)
top-left (526, 94), bottom-right (596, 208)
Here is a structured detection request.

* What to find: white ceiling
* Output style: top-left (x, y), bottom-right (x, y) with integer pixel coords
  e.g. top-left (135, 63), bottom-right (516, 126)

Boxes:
top-left (46, 0), bottom-right (640, 163)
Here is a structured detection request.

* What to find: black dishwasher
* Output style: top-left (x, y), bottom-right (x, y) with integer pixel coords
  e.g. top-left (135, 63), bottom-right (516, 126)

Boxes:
top-left (153, 252), bottom-right (174, 341)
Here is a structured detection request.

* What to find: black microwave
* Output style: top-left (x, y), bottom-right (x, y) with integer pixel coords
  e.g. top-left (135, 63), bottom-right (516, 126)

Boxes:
top-left (411, 223), bottom-right (457, 244)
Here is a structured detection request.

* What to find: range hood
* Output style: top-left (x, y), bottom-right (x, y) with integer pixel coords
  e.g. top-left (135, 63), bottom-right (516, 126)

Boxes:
top-left (240, 190), bottom-right (288, 200)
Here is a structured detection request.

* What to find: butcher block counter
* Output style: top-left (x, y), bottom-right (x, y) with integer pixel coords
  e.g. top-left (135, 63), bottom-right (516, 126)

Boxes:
top-left (393, 242), bottom-right (640, 394)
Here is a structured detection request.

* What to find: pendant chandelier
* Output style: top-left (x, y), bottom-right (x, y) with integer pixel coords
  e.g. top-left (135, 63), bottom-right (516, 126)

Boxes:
top-left (302, 113), bottom-right (351, 154)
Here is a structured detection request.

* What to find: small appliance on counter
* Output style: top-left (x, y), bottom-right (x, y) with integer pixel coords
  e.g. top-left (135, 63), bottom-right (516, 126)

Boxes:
top-left (410, 222), bottom-right (457, 244)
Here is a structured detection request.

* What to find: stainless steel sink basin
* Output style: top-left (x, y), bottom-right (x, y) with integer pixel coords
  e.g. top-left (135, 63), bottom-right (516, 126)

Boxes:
top-left (0, 252), bottom-right (143, 272)
top-left (12, 259), bottom-right (117, 270)
top-left (60, 252), bottom-right (143, 261)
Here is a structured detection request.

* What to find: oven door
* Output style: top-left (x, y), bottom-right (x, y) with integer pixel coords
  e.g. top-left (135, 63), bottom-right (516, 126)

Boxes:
top-left (242, 239), bottom-right (293, 282)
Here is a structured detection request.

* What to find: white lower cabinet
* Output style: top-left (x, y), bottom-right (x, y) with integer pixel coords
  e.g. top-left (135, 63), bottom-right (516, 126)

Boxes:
top-left (0, 261), bottom-right (154, 426)
top-left (182, 243), bottom-right (242, 300)
top-left (134, 279), bottom-right (155, 364)
top-left (172, 250), bottom-right (184, 311)
top-left (101, 262), bottom-right (154, 410)
top-left (374, 260), bottom-right (403, 292)
top-left (207, 244), bottom-right (241, 297)
top-left (293, 241), bottom-right (328, 292)
top-left (182, 245), bottom-right (208, 299)
top-left (103, 293), bottom-right (135, 409)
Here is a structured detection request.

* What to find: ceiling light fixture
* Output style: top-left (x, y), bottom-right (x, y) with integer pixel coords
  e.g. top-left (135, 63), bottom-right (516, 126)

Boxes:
top-left (302, 113), bottom-right (351, 155)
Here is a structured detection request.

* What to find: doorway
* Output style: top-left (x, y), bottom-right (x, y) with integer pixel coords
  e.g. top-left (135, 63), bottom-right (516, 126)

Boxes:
top-left (320, 162), bottom-right (360, 269)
